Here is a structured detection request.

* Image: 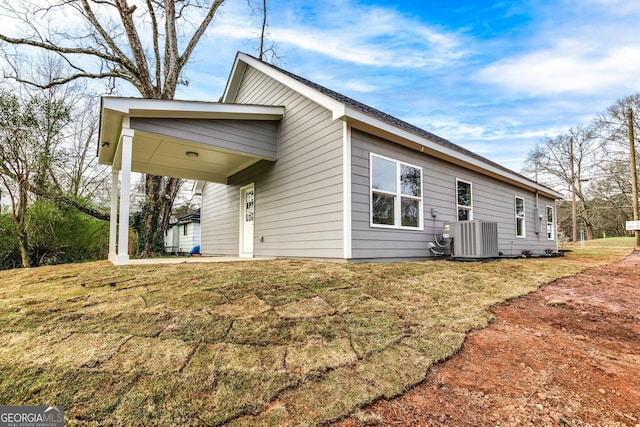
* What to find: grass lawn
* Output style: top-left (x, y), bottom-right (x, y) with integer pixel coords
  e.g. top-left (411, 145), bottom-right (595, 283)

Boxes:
top-left (0, 240), bottom-right (633, 426)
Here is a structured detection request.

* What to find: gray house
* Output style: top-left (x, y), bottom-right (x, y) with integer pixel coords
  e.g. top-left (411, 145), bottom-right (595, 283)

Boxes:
top-left (98, 52), bottom-right (561, 265)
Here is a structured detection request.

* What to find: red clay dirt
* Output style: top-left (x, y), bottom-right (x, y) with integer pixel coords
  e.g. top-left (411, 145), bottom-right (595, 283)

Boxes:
top-left (335, 252), bottom-right (640, 427)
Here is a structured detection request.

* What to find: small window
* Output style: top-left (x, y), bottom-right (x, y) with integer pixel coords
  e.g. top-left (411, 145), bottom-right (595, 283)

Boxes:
top-left (370, 153), bottom-right (422, 229)
top-left (546, 206), bottom-right (554, 240)
top-left (456, 179), bottom-right (472, 221)
top-left (183, 224), bottom-right (188, 236)
top-left (515, 197), bottom-right (525, 237)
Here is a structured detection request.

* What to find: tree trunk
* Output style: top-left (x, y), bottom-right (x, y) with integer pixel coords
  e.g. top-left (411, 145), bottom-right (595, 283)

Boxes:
top-left (138, 174), bottom-right (162, 257)
top-left (137, 175), bottom-right (182, 257)
top-left (17, 229), bottom-right (30, 268)
top-left (16, 183), bottom-right (31, 268)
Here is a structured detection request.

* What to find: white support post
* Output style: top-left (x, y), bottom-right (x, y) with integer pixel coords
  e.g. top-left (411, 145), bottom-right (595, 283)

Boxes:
top-left (108, 169), bottom-right (119, 263)
top-left (342, 122), bottom-right (352, 260)
top-left (116, 128), bottom-right (134, 265)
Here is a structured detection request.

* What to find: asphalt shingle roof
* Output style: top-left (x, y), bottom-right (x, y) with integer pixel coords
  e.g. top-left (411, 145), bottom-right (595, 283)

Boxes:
top-left (257, 57), bottom-right (549, 190)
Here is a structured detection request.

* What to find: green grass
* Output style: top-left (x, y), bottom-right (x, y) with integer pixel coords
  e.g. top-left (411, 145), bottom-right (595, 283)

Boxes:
top-left (561, 235), bottom-right (636, 248)
top-left (0, 244), bottom-right (633, 426)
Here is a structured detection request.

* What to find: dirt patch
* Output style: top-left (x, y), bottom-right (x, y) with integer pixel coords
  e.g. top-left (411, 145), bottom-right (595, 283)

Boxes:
top-left (336, 252), bottom-right (640, 427)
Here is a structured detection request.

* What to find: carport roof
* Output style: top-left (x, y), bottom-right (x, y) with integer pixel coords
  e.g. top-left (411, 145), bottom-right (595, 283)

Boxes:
top-left (98, 97), bottom-right (284, 182)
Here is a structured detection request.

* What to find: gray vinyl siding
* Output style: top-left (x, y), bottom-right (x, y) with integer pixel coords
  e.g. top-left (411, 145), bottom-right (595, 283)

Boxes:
top-left (351, 130), bottom-right (557, 260)
top-left (201, 66), bottom-right (344, 258)
top-left (130, 118), bottom-right (278, 160)
top-left (201, 182), bottom-right (240, 256)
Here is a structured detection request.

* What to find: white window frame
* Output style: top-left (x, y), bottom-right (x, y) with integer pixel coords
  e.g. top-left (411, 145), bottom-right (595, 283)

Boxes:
top-left (369, 153), bottom-right (423, 230)
top-left (515, 196), bottom-right (526, 238)
top-left (546, 205), bottom-right (555, 240)
top-left (456, 179), bottom-right (473, 221)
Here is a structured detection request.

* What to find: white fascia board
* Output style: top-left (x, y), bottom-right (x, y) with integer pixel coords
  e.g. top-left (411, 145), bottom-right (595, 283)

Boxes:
top-left (340, 106), bottom-right (563, 200)
top-left (101, 97), bottom-right (284, 119)
top-left (226, 53), bottom-right (346, 118)
top-left (222, 53), bottom-right (247, 103)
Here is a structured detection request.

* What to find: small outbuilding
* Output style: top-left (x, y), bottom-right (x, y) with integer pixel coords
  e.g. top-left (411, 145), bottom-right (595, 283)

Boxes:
top-left (164, 209), bottom-right (201, 255)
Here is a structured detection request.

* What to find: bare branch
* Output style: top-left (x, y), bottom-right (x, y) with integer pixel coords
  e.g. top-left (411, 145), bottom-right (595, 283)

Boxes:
top-left (113, 0), bottom-right (155, 97)
top-left (0, 33), bottom-right (123, 64)
top-left (78, 0), bottom-right (135, 69)
top-left (178, 0), bottom-right (225, 70)
top-left (145, 0), bottom-right (162, 89)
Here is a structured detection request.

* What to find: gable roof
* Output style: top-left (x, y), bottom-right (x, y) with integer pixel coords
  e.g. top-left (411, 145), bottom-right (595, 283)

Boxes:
top-left (176, 208), bottom-right (201, 225)
top-left (223, 52), bottom-right (562, 200)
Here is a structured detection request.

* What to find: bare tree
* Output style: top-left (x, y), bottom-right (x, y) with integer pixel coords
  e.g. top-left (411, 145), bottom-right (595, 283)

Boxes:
top-left (524, 126), bottom-right (601, 239)
top-left (595, 93), bottom-right (640, 148)
top-left (53, 95), bottom-right (111, 202)
top-left (594, 93), bottom-right (640, 191)
top-left (247, 0), bottom-right (281, 64)
top-left (0, 0), bottom-right (226, 257)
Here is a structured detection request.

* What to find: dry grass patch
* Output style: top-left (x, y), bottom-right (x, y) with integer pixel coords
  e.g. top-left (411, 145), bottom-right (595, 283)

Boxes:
top-left (100, 337), bottom-right (195, 373)
top-left (214, 294), bottom-right (272, 319)
top-left (186, 343), bottom-right (286, 373)
top-left (41, 333), bottom-right (127, 369)
top-left (0, 245), bottom-right (632, 425)
top-left (344, 312), bottom-right (406, 358)
top-left (227, 402), bottom-right (294, 427)
top-left (275, 296), bottom-right (335, 319)
top-left (285, 337), bottom-right (358, 378)
top-left (227, 312), bottom-right (348, 346)
top-left (159, 311), bottom-right (232, 342)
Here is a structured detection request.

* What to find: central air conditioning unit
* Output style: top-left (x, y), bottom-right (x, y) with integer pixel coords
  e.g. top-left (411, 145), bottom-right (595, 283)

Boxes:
top-left (444, 220), bottom-right (499, 259)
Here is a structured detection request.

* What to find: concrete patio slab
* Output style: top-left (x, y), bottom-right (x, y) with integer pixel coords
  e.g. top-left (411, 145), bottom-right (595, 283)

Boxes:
top-left (128, 256), bottom-right (274, 265)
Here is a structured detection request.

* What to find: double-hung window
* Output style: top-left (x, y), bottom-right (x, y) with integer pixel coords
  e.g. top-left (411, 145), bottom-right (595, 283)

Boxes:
top-left (370, 153), bottom-right (423, 229)
top-left (546, 205), bottom-right (555, 240)
top-left (515, 196), bottom-right (525, 237)
top-left (456, 179), bottom-right (472, 221)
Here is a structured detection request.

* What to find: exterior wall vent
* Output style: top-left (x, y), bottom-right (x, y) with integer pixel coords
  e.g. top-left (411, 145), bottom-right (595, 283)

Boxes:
top-left (445, 220), bottom-right (499, 258)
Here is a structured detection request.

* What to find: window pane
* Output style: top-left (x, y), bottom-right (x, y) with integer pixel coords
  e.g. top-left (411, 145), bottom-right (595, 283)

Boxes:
top-left (457, 181), bottom-right (471, 207)
top-left (372, 156), bottom-right (396, 193)
top-left (547, 206), bottom-right (553, 222)
top-left (401, 197), bottom-right (420, 227)
top-left (515, 198), bottom-right (524, 217)
top-left (245, 190), bottom-right (254, 222)
top-left (400, 165), bottom-right (421, 196)
top-left (517, 218), bottom-right (524, 236)
top-left (372, 192), bottom-right (395, 225)
top-left (458, 208), bottom-right (470, 221)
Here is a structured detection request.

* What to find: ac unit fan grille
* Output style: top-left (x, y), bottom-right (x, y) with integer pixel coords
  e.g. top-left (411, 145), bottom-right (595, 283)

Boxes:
top-left (447, 220), bottom-right (499, 258)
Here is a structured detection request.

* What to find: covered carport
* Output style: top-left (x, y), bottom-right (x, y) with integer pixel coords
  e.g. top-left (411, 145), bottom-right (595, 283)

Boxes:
top-left (98, 97), bottom-right (284, 265)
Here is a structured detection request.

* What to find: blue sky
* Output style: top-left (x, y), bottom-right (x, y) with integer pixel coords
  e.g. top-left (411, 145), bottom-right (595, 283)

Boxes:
top-left (174, 0), bottom-right (640, 173)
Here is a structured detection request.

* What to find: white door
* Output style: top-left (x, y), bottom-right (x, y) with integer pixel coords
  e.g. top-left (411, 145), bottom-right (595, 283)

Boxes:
top-left (240, 184), bottom-right (255, 257)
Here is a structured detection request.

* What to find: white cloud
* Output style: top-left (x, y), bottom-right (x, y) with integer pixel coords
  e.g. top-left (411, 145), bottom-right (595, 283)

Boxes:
top-left (207, 2), bottom-right (468, 69)
top-left (339, 80), bottom-right (379, 93)
top-left (477, 38), bottom-right (640, 96)
top-left (574, 0), bottom-right (640, 15)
